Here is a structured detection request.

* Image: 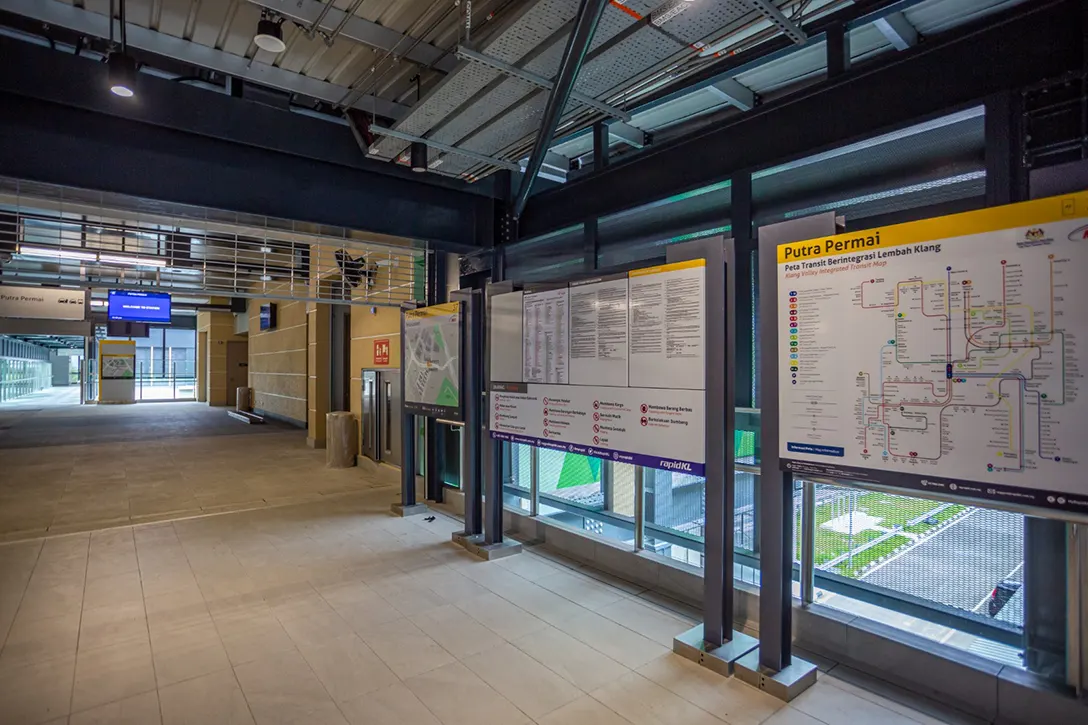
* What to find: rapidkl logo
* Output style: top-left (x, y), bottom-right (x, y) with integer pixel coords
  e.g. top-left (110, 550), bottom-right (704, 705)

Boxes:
top-left (1067, 224), bottom-right (1088, 241)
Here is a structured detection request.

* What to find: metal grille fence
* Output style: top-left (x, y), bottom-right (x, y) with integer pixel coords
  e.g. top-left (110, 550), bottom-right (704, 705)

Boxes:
top-left (0, 178), bottom-right (425, 307)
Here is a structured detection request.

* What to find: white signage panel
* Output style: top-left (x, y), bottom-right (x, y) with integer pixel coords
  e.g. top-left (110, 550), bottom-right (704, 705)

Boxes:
top-left (492, 384), bottom-right (705, 475)
top-left (777, 193), bottom-right (1088, 514)
top-left (490, 291), bottom-right (524, 383)
top-left (628, 260), bottom-right (706, 390)
top-left (568, 274), bottom-right (629, 387)
top-left (0, 285), bottom-right (86, 321)
top-left (523, 287), bottom-right (569, 384)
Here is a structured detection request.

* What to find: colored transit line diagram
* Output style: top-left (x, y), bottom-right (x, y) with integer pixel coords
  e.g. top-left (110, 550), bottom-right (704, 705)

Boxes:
top-left (853, 249), bottom-right (1075, 481)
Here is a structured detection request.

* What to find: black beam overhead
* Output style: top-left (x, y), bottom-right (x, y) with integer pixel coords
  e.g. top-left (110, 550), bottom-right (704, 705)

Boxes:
top-left (0, 36), bottom-right (495, 251)
top-left (512, 0), bottom-right (609, 218)
top-left (519, 0), bottom-right (1084, 239)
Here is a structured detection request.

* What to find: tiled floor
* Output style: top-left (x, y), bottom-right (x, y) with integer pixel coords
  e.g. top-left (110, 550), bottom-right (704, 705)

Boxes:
top-left (0, 488), bottom-right (964, 725)
top-left (0, 403), bottom-right (397, 540)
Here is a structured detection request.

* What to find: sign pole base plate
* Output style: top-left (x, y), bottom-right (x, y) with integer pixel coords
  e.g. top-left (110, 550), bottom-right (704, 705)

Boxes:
top-left (391, 503), bottom-right (429, 517)
top-left (673, 625), bottom-right (759, 678)
top-left (734, 648), bottom-right (818, 701)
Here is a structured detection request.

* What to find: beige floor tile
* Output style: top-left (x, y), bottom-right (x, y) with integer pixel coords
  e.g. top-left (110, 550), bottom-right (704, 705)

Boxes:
top-left (494, 552), bottom-right (565, 582)
top-left (86, 550), bottom-right (140, 580)
top-left (462, 642), bottom-right (582, 719)
top-left (295, 634), bottom-right (398, 703)
top-left (554, 610), bottom-right (667, 670)
top-left (405, 661), bottom-right (531, 725)
top-left (265, 584), bottom-right (336, 622)
top-left (145, 587), bottom-right (210, 634)
top-left (361, 618), bottom-right (456, 680)
top-left (0, 611), bottom-right (81, 666)
top-left (212, 606), bottom-right (297, 666)
top-left (69, 690), bottom-right (161, 725)
top-left (82, 569), bottom-right (145, 610)
top-left (78, 601), bottom-right (149, 652)
top-left (536, 695), bottom-right (636, 725)
top-left (637, 655), bottom-right (784, 725)
top-left (333, 591), bottom-right (405, 636)
top-left (590, 672), bottom-right (724, 725)
top-left (512, 626), bottom-right (629, 692)
top-left (339, 681), bottom-right (442, 725)
top-left (410, 604), bottom-right (505, 659)
top-left (597, 599), bottom-right (695, 648)
top-left (790, 680), bottom-right (925, 725)
top-left (234, 649), bottom-right (348, 725)
top-left (71, 635), bottom-right (157, 713)
top-left (0, 653), bottom-right (75, 725)
top-left (822, 673), bottom-right (954, 725)
top-left (280, 609), bottom-right (355, 649)
top-left (761, 708), bottom-right (826, 725)
top-left (534, 570), bottom-right (628, 612)
top-left (314, 580), bottom-right (374, 610)
top-left (455, 592), bottom-right (549, 642)
top-left (16, 580), bottom-right (85, 622)
top-left (410, 567), bottom-right (489, 605)
top-left (159, 668), bottom-right (255, 725)
top-left (150, 619), bottom-right (231, 687)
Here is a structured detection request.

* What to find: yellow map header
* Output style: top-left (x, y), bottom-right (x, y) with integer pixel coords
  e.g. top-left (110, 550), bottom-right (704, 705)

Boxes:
top-left (628, 258), bottom-right (705, 277)
top-left (405, 301), bottom-right (459, 319)
top-left (777, 191), bottom-right (1088, 264)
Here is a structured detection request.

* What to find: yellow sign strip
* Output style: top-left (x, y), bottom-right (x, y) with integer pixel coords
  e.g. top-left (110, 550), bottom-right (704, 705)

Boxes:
top-left (405, 301), bottom-right (459, 319)
top-left (628, 258), bottom-right (706, 277)
top-left (777, 191), bottom-right (1088, 264)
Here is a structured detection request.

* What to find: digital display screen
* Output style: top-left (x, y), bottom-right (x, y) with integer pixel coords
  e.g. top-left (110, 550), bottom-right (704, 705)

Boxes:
top-left (259, 303), bottom-right (277, 331)
top-left (107, 290), bottom-right (171, 323)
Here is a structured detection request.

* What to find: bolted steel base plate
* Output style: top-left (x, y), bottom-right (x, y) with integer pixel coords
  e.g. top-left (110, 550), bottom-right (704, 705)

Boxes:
top-left (734, 648), bottom-right (818, 701)
top-left (673, 625), bottom-right (760, 677)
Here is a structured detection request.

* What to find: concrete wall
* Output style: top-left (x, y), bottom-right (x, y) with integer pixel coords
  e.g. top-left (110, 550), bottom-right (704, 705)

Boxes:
top-left (196, 310), bottom-right (235, 406)
top-left (247, 299), bottom-right (307, 426)
top-left (306, 302), bottom-right (330, 446)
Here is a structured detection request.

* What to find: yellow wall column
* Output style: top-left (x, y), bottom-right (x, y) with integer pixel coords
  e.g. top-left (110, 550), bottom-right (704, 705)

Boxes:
top-left (196, 310), bottom-right (235, 406)
top-left (247, 299), bottom-right (307, 425)
top-left (307, 302), bottom-right (330, 448)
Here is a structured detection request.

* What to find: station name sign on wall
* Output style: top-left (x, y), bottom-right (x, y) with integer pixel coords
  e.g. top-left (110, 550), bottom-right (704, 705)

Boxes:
top-left (0, 285), bottom-right (87, 321)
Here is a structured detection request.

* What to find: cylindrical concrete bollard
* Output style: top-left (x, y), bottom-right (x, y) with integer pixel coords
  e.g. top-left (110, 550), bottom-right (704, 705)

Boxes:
top-left (326, 412), bottom-right (358, 468)
top-left (236, 387), bottom-right (250, 412)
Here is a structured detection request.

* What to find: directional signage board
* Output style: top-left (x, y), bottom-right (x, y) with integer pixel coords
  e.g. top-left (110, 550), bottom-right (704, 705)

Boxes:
top-left (777, 192), bottom-right (1088, 514)
top-left (403, 301), bottom-right (462, 420)
top-left (490, 260), bottom-right (706, 475)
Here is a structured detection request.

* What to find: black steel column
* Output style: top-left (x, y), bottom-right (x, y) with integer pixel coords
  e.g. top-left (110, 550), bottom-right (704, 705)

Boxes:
top-left (985, 91), bottom-right (1026, 205)
top-left (425, 251), bottom-right (447, 503)
top-left (399, 305), bottom-right (416, 507)
top-left (583, 218), bottom-right (600, 273)
top-left (732, 172), bottom-right (754, 406)
top-left (826, 22), bottom-right (851, 78)
top-left (593, 121), bottom-right (610, 171)
top-left (459, 289), bottom-right (484, 536)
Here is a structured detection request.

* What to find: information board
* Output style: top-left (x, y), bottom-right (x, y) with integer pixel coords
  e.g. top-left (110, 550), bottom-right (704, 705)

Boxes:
top-left (403, 302), bottom-right (462, 419)
top-left (490, 260), bottom-right (707, 475)
top-left (777, 193), bottom-right (1088, 514)
top-left (101, 354), bottom-right (135, 380)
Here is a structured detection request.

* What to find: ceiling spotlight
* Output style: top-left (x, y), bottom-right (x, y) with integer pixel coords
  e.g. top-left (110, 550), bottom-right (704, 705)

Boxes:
top-left (107, 52), bottom-right (137, 98)
top-left (410, 142), bottom-right (428, 173)
top-left (254, 14), bottom-right (287, 54)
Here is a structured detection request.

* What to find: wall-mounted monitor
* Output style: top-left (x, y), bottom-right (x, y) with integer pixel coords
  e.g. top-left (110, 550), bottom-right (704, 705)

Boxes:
top-left (259, 303), bottom-right (277, 331)
top-left (108, 290), bottom-right (171, 323)
top-left (106, 320), bottom-right (150, 338)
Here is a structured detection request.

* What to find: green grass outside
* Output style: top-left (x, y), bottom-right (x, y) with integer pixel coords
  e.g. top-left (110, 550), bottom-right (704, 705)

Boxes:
top-left (796, 491), bottom-right (968, 578)
top-left (835, 534), bottom-right (912, 577)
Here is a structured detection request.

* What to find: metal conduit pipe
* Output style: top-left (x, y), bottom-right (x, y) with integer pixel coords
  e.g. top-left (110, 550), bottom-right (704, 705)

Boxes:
top-left (323, 0), bottom-right (366, 46)
top-left (305, 0), bottom-right (337, 38)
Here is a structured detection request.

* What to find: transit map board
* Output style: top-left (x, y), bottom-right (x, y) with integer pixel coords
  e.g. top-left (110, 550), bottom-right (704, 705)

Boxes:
top-left (777, 192), bottom-right (1088, 514)
top-left (403, 301), bottom-right (462, 420)
top-left (490, 260), bottom-right (706, 475)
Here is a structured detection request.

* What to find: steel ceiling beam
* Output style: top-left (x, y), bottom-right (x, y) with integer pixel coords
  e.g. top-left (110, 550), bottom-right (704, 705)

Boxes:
top-left (0, 0), bottom-right (410, 119)
top-left (745, 0), bottom-right (807, 45)
top-left (519, 0), bottom-right (1083, 238)
top-left (369, 125), bottom-right (522, 172)
top-left (455, 46), bottom-right (631, 122)
top-left (248, 0), bottom-right (458, 73)
top-left (873, 11), bottom-right (918, 50)
top-left (608, 121), bottom-right (649, 149)
top-left (707, 78), bottom-right (756, 111)
top-left (513, 0), bottom-right (610, 217)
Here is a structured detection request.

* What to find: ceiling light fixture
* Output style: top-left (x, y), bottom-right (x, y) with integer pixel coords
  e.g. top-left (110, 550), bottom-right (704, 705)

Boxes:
top-left (17, 245), bottom-right (99, 262)
top-left (254, 12), bottom-right (287, 54)
top-left (98, 254), bottom-right (166, 268)
top-left (410, 141), bottom-right (428, 173)
top-left (107, 0), bottom-right (137, 98)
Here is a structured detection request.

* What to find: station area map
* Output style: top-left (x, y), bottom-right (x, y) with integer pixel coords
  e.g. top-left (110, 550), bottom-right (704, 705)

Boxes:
top-left (778, 196), bottom-right (1088, 508)
top-left (403, 302), bottom-right (460, 416)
